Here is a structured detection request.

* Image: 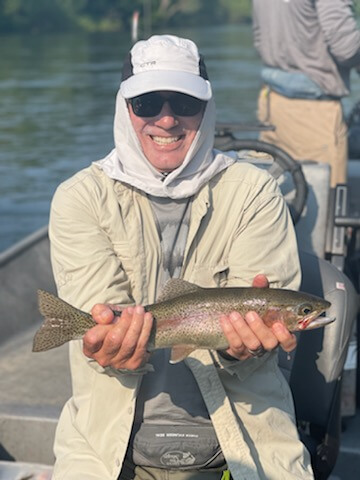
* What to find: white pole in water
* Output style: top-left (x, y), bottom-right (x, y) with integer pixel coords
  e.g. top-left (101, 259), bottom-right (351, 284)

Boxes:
top-left (131, 10), bottom-right (140, 42)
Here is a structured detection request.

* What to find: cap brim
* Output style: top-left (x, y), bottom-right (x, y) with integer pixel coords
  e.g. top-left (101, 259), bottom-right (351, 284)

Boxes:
top-left (120, 70), bottom-right (212, 100)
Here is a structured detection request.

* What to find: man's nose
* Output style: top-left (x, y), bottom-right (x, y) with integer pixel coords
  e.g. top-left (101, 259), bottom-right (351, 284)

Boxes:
top-left (155, 101), bottom-right (179, 127)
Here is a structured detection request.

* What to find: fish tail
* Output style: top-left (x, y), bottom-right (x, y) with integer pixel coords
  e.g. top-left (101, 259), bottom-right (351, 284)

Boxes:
top-left (32, 290), bottom-right (94, 352)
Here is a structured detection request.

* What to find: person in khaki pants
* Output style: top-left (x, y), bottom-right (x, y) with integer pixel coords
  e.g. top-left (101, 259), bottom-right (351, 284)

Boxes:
top-left (49, 35), bottom-right (314, 480)
top-left (257, 87), bottom-right (348, 187)
top-left (253, 0), bottom-right (360, 187)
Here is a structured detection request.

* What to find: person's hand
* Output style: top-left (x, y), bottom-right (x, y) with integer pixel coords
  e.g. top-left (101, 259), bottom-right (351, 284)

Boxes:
top-left (220, 274), bottom-right (297, 360)
top-left (83, 304), bottom-right (153, 370)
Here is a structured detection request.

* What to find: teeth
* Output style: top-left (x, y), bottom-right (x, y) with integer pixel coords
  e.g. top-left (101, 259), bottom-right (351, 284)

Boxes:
top-left (151, 135), bottom-right (180, 145)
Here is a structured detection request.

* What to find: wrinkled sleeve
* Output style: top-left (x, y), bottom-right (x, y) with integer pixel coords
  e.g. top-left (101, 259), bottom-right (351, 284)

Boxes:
top-left (227, 172), bottom-right (301, 291)
top-left (215, 171), bottom-right (301, 374)
top-left (317, 0), bottom-right (360, 66)
top-left (49, 176), bottom-right (141, 380)
top-left (49, 178), bottom-right (132, 312)
top-left (50, 176), bottom-right (142, 478)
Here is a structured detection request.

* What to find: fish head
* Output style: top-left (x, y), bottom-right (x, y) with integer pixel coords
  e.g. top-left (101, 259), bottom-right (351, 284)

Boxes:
top-left (292, 297), bottom-right (333, 329)
top-left (262, 293), bottom-right (334, 332)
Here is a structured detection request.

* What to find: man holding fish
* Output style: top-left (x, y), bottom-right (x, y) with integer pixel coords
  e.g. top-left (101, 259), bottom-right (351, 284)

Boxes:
top-left (47, 35), bottom-right (315, 479)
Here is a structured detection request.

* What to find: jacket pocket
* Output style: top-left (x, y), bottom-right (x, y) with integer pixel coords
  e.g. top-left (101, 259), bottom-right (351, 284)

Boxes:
top-left (191, 264), bottom-right (229, 287)
top-left (112, 241), bottom-right (134, 279)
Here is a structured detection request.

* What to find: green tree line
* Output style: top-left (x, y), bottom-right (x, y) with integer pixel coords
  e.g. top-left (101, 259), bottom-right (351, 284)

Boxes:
top-left (0, 0), bottom-right (254, 34)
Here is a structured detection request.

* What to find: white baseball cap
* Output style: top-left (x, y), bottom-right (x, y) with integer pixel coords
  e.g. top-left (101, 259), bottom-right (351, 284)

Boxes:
top-left (120, 35), bottom-right (212, 100)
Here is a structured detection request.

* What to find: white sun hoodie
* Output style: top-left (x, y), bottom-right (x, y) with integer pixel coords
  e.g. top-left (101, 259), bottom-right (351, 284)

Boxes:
top-left (94, 91), bottom-right (236, 199)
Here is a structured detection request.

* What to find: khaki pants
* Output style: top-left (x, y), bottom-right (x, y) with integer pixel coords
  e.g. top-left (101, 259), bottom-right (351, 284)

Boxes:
top-left (257, 87), bottom-right (348, 187)
top-left (119, 458), bottom-right (228, 480)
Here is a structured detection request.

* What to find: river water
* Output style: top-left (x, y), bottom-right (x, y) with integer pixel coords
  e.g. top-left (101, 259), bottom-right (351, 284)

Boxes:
top-left (1, 23), bottom-right (360, 252)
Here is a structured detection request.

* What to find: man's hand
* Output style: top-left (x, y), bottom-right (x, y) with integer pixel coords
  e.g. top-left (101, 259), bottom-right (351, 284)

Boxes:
top-left (83, 305), bottom-right (153, 370)
top-left (220, 275), bottom-right (297, 360)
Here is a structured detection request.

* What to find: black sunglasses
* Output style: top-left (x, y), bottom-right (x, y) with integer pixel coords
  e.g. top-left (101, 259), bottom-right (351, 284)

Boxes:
top-left (128, 92), bottom-right (206, 118)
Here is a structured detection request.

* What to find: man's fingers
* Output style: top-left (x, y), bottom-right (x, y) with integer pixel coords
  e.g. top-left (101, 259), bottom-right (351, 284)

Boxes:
top-left (229, 312), bottom-right (264, 351)
top-left (91, 304), bottom-right (116, 325)
top-left (90, 306), bottom-right (153, 369)
top-left (83, 306), bottom-right (133, 361)
top-left (126, 311), bottom-right (153, 366)
top-left (245, 312), bottom-right (278, 351)
top-left (100, 307), bottom-right (135, 357)
top-left (220, 313), bottom-right (246, 352)
top-left (113, 306), bottom-right (147, 359)
top-left (220, 312), bottom-right (261, 359)
top-left (252, 274), bottom-right (269, 288)
top-left (272, 322), bottom-right (297, 352)
top-left (83, 324), bottom-right (113, 355)
top-left (136, 312), bottom-right (153, 352)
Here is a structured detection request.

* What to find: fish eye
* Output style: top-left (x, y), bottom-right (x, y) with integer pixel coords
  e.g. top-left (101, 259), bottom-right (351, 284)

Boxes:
top-left (298, 303), bottom-right (313, 315)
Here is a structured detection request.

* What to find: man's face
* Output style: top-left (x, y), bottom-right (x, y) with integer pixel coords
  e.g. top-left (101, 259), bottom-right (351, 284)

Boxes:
top-left (128, 91), bottom-right (205, 173)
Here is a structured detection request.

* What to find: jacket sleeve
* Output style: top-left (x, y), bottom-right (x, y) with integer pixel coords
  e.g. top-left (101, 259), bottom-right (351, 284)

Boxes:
top-left (49, 176), bottom-right (133, 312)
top-left (226, 172), bottom-right (301, 291)
top-left (317, 0), bottom-right (360, 67)
top-left (50, 175), bottom-right (144, 478)
top-left (216, 171), bottom-right (301, 375)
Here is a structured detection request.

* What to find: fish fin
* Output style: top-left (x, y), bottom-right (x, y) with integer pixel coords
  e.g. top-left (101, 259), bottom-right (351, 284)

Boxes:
top-left (38, 289), bottom-right (85, 319)
top-left (33, 290), bottom-right (94, 352)
top-left (32, 317), bottom-right (83, 352)
top-left (169, 345), bottom-right (197, 364)
top-left (157, 279), bottom-right (203, 303)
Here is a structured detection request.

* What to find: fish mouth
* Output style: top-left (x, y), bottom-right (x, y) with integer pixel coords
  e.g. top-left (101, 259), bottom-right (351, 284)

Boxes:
top-left (304, 316), bottom-right (336, 329)
top-left (298, 311), bottom-right (335, 330)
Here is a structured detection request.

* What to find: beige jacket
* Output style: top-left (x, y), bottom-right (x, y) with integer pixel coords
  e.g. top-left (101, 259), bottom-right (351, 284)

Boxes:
top-left (49, 160), bottom-right (313, 480)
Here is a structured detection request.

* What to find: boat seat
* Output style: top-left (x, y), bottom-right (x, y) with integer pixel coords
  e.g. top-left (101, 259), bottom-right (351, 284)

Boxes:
top-left (276, 159), bottom-right (357, 478)
top-left (220, 142), bottom-right (358, 478)
top-left (278, 161), bottom-right (331, 259)
top-left (235, 151), bottom-right (333, 258)
top-left (239, 149), bottom-right (357, 478)
top-left (278, 250), bottom-right (358, 479)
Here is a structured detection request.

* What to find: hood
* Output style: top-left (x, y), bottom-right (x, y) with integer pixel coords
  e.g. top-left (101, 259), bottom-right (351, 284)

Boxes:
top-left (94, 91), bottom-right (236, 199)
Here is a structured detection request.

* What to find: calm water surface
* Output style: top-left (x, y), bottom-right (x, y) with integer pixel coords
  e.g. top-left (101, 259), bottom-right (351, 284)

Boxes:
top-left (1, 24), bottom-right (360, 252)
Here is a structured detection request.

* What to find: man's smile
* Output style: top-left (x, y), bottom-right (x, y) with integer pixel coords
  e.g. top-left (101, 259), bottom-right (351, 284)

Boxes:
top-left (150, 135), bottom-right (182, 145)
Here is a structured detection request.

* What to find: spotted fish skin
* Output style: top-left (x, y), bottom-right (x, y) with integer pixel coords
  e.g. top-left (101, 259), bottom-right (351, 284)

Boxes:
top-left (145, 285), bottom-right (332, 355)
top-left (33, 290), bottom-right (96, 352)
top-left (33, 279), bottom-right (333, 362)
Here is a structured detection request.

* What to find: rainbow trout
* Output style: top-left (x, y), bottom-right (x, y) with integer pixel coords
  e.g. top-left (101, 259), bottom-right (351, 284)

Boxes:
top-left (33, 278), bottom-right (334, 363)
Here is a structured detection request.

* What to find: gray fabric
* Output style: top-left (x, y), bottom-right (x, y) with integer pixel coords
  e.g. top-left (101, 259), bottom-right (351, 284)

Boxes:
top-left (131, 421), bottom-right (224, 470)
top-left (276, 162), bottom-right (331, 258)
top-left (252, 0), bottom-right (360, 97)
top-left (130, 350), bottom-right (224, 469)
top-left (129, 198), bottom-right (224, 470)
top-left (119, 457), bottom-right (225, 480)
top-left (133, 349), bottom-right (212, 428)
top-left (148, 195), bottom-right (191, 287)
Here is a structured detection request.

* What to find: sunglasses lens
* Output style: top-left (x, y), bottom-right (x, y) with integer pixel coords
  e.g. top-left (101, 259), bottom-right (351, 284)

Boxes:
top-left (130, 93), bottom-right (164, 117)
top-left (129, 92), bottom-right (205, 117)
top-left (170, 93), bottom-right (204, 116)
